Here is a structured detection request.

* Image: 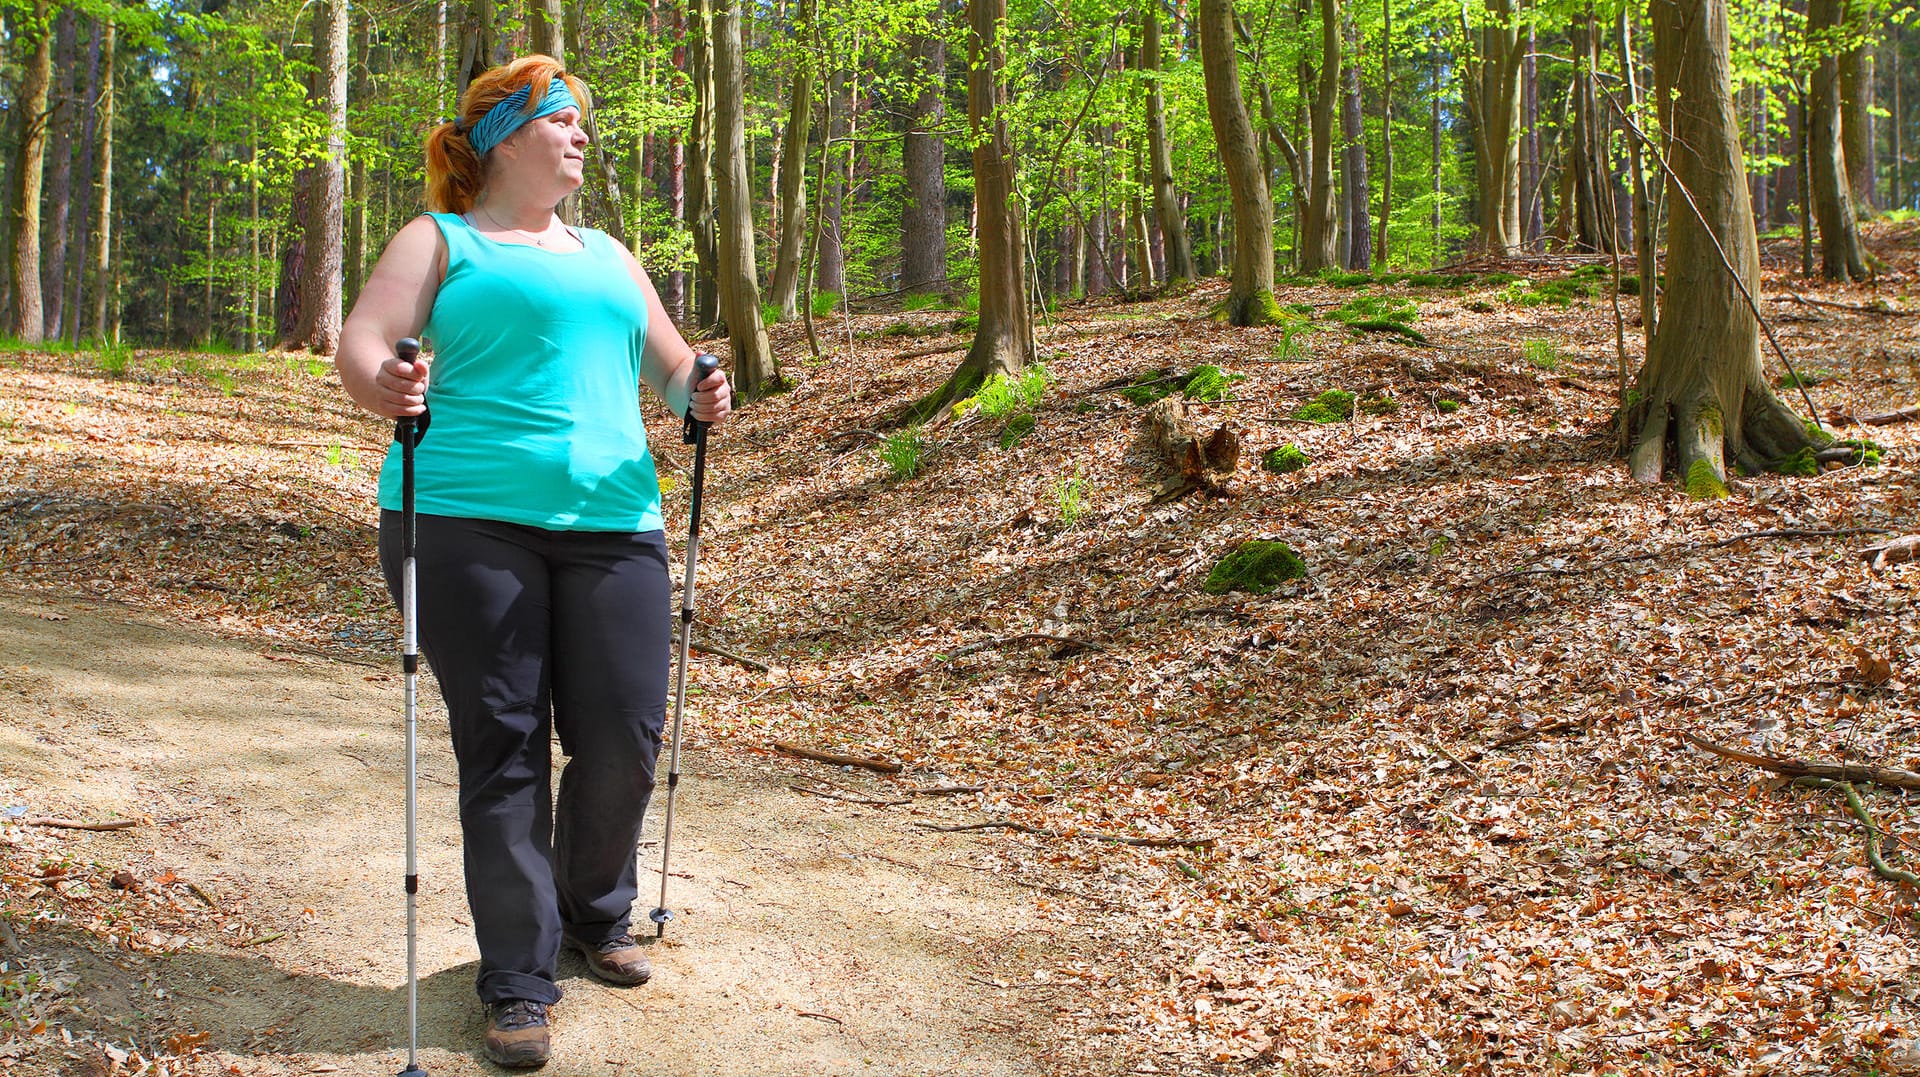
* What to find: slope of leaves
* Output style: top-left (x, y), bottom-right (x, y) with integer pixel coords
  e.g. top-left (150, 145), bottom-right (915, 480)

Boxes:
top-left (4, 232), bottom-right (1920, 1074)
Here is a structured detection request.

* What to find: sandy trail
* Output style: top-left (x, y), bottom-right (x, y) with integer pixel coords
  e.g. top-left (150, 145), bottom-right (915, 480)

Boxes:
top-left (0, 594), bottom-right (1093, 1076)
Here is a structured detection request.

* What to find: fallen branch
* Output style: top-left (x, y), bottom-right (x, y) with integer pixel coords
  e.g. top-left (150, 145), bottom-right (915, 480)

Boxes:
top-left (25, 817), bottom-right (141, 832)
top-left (1793, 777), bottom-right (1920, 888)
top-left (914, 819), bottom-right (1216, 849)
top-left (892, 342), bottom-right (968, 361)
top-left (1862, 406), bottom-right (1920, 426)
top-left (685, 638), bottom-right (770, 672)
top-left (773, 740), bottom-right (903, 775)
top-left (788, 784), bottom-right (910, 808)
top-left (1683, 732), bottom-right (1920, 792)
top-left (1476, 527), bottom-right (1893, 586)
top-left (1862, 535), bottom-right (1920, 571)
top-left (796, 1011), bottom-right (845, 1025)
top-left (1426, 737), bottom-right (1483, 779)
top-left (944, 633), bottom-right (1107, 660)
top-left (907, 784), bottom-right (985, 797)
top-left (1490, 718), bottom-right (1590, 750)
top-left (1771, 292), bottom-right (1919, 317)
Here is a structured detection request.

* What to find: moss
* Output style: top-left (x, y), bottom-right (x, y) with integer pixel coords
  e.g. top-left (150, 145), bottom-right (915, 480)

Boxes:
top-left (1250, 289), bottom-right (1287, 325)
top-left (1203, 540), bottom-right (1307, 595)
top-left (1349, 319), bottom-right (1429, 344)
top-left (1829, 438), bottom-right (1885, 467)
top-left (1319, 269), bottom-right (1376, 287)
top-left (1184, 364), bottom-right (1245, 401)
top-left (1437, 399), bottom-right (1461, 414)
top-left (1291, 389), bottom-right (1356, 424)
top-left (1261, 444), bottom-right (1310, 473)
top-left (1769, 446), bottom-right (1821, 476)
top-left (950, 314), bottom-right (979, 334)
top-left (1685, 459), bottom-right (1729, 500)
top-left (1697, 401), bottom-right (1724, 440)
top-left (1360, 393), bottom-right (1400, 416)
top-left (998, 412), bottom-right (1037, 449)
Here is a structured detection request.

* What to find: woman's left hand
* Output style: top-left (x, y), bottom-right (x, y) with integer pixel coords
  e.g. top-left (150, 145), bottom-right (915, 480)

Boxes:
top-left (690, 362), bottom-right (733, 425)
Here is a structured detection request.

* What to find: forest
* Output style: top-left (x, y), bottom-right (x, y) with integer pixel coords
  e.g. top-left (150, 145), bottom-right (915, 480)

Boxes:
top-left (3, 0), bottom-right (1920, 1072)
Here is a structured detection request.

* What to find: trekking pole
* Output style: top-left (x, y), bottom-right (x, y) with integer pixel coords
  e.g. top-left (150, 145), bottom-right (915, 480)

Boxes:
top-left (394, 337), bottom-right (428, 1077)
top-left (649, 352), bottom-right (721, 940)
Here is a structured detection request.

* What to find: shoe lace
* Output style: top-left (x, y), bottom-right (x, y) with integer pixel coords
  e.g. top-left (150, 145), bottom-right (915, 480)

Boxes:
top-left (494, 999), bottom-right (548, 1031)
top-left (595, 934), bottom-right (639, 954)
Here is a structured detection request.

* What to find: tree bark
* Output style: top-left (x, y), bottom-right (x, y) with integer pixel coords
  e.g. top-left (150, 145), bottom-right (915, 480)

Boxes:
top-left (767, 53), bottom-right (812, 318)
top-left (89, 16), bottom-right (115, 341)
top-left (1376, 0), bottom-right (1393, 266)
top-left (1144, 5), bottom-right (1196, 282)
top-left (64, 14), bottom-right (100, 345)
top-left (712, 0), bottom-right (777, 397)
top-left (687, 0), bottom-right (720, 327)
top-left (1521, 24), bottom-right (1542, 249)
top-left (1841, 36), bottom-right (1875, 215)
top-left (1465, 0), bottom-right (1524, 254)
top-left (902, 21), bottom-right (948, 295)
top-left (42, 7), bottom-right (76, 340)
top-left (458, 0), bottom-right (496, 103)
top-left (1199, 0), bottom-right (1280, 320)
top-left (287, 0), bottom-right (348, 353)
top-left (7, 0), bottom-right (54, 342)
top-left (1629, 0), bottom-right (1816, 490)
top-left (1299, 0), bottom-right (1341, 271)
top-left (1808, 0), bottom-right (1869, 280)
top-left (1340, 15), bottom-right (1371, 269)
top-left (1568, 13), bottom-right (1613, 253)
top-left (906, 0), bottom-right (1033, 421)
top-left (529, 0), bottom-right (564, 61)
top-left (345, 8), bottom-right (371, 308)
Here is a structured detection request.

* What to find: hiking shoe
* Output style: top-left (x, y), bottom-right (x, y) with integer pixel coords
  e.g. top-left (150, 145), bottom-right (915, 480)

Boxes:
top-left (483, 999), bottom-right (551, 1069)
top-left (567, 933), bottom-right (652, 986)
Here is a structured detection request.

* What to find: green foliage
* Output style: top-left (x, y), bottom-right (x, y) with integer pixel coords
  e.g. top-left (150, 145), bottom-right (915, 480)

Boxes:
top-left (1504, 277), bottom-right (1598, 307)
top-left (1360, 393), bottom-right (1400, 416)
top-left (1183, 365), bottom-right (1245, 402)
top-left (1273, 320), bottom-right (1317, 363)
top-left (1685, 460), bottom-right (1729, 500)
top-left (761, 302), bottom-right (783, 327)
top-left (1203, 541), bottom-right (1307, 595)
top-left (1261, 444), bottom-right (1310, 474)
top-left (1330, 294), bottom-right (1419, 328)
top-left (964, 365), bottom-right (1049, 419)
top-left (1052, 469), bottom-right (1088, 528)
top-left (95, 342), bottom-right (133, 379)
top-left (1522, 339), bottom-right (1563, 371)
top-left (1769, 447), bottom-right (1821, 476)
top-left (1778, 367), bottom-right (1832, 389)
top-left (1292, 389), bottom-right (1355, 424)
top-left (878, 427), bottom-right (927, 480)
top-left (1437, 399), bottom-right (1462, 414)
top-left (1826, 438), bottom-right (1884, 467)
top-left (999, 412), bottom-right (1037, 450)
top-left (812, 291), bottom-right (842, 319)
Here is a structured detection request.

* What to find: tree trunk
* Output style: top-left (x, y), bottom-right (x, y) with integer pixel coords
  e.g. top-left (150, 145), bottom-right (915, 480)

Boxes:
top-left (1340, 15), bottom-right (1370, 270)
top-left (687, 0), bottom-right (720, 327)
top-left (1466, 0), bottom-right (1524, 254)
top-left (902, 23), bottom-right (948, 295)
top-left (346, 8), bottom-right (371, 309)
top-left (1841, 39), bottom-right (1874, 215)
top-left (89, 16), bottom-right (114, 342)
top-left (1299, 0), bottom-right (1340, 271)
top-left (287, 0), bottom-right (348, 353)
top-left (458, 0), bottom-right (496, 103)
top-left (1568, 14), bottom-right (1612, 253)
top-left (529, 0), bottom-right (564, 61)
top-left (907, 0), bottom-right (1033, 421)
top-left (1376, 0), bottom-right (1393, 266)
top-left (65, 14), bottom-right (100, 345)
top-left (42, 7), bottom-right (75, 340)
top-left (1199, 0), bottom-right (1280, 320)
top-left (1144, 4), bottom-right (1196, 282)
top-left (8, 0), bottom-right (54, 342)
top-left (712, 0), bottom-right (776, 396)
top-left (1521, 24), bottom-right (1542, 248)
top-left (1808, 0), bottom-right (1868, 280)
top-left (815, 71), bottom-right (848, 301)
top-left (663, 6), bottom-right (688, 325)
top-left (1629, 0), bottom-right (1816, 491)
top-left (768, 55), bottom-right (812, 318)
top-left (566, 0), bottom-right (626, 244)
top-left (1619, 9), bottom-right (1656, 343)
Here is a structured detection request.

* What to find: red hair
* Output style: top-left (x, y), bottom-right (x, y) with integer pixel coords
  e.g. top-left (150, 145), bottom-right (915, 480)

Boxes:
top-left (424, 55), bottom-right (589, 214)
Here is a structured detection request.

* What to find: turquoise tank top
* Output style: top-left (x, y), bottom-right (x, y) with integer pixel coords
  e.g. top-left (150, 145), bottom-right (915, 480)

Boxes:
top-left (376, 212), bottom-right (663, 533)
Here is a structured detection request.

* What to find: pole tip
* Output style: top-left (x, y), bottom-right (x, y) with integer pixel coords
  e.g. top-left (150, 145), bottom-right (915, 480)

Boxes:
top-left (397, 1066), bottom-right (429, 1076)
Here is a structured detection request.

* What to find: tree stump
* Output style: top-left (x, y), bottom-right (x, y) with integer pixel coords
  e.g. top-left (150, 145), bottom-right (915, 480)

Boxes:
top-left (1146, 396), bottom-right (1240, 500)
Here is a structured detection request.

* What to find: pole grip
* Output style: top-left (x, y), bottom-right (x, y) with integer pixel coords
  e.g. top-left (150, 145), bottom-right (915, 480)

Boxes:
top-left (683, 353), bottom-right (721, 445)
top-left (392, 338), bottom-right (429, 447)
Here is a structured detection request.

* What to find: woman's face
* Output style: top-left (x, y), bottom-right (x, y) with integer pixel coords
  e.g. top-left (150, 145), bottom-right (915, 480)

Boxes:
top-left (499, 103), bottom-right (588, 193)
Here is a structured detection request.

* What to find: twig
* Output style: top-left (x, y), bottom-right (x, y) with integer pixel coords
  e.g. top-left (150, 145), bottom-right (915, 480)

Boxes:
top-left (772, 740), bottom-right (903, 775)
top-left (1793, 777), bottom-right (1920, 888)
top-left (1683, 732), bottom-right (1920, 792)
top-left (914, 819), bottom-right (1216, 849)
top-left (25, 817), bottom-right (140, 832)
top-left (908, 784), bottom-right (985, 796)
top-left (1489, 718), bottom-right (1591, 750)
top-left (1770, 292), bottom-right (1919, 316)
top-left (238, 930), bottom-right (285, 947)
top-left (1860, 406), bottom-right (1920, 426)
top-left (892, 342), bottom-right (968, 361)
top-left (687, 639), bottom-right (770, 672)
top-left (187, 882), bottom-right (220, 909)
top-left (788, 784), bottom-right (911, 807)
top-left (1426, 737), bottom-right (1483, 779)
top-left (943, 633), bottom-right (1107, 660)
top-left (1862, 535), bottom-right (1920, 571)
top-left (796, 1011), bottom-right (845, 1025)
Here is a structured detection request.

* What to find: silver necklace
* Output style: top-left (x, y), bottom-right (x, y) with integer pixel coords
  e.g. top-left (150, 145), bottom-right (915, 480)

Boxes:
top-left (476, 206), bottom-right (558, 247)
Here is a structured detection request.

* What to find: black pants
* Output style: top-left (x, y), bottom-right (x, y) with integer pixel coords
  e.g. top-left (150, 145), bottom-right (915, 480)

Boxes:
top-left (381, 512), bottom-right (671, 1006)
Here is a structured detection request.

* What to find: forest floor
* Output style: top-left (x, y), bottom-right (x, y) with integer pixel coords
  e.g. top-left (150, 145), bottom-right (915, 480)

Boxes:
top-left (3, 223), bottom-right (1920, 1076)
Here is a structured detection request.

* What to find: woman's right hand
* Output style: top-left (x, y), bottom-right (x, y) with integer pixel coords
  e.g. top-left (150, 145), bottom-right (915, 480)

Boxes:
top-left (372, 352), bottom-right (432, 418)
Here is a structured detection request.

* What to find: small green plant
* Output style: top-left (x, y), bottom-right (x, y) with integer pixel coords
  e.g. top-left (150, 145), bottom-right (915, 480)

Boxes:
top-left (810, 290), bottom-right (841, 318)
top-left (761, 301), bottom-right (783, 326)
top-left (325, 442), bottom-right (344, 468)
top-left (879, 427), bottom-right (927, 479)
top-left (967, 364), bottom-right (1048, 419)
top-left (1504, 276), bottom-right (1597, 307)
top-left (950, 313), bottom-right (979, 333)
top-left (998, 412), bottom-right (1036, 449)
top-left (1360, 393), bottom-right (1400, 416)
top-left (1183, 364), bottom-right (1245, 402)
top-left (1203, 540), bottom-right (1307, 594)
top-left (903, 292), bottom-right (951, 312)
top-left (1779, 367), bottom-right (1832, 389)
top-left (1291, 389), bottom-right (1355, 424)
top-left (1331, 294), bottom-right (1419, 327)
top-left (1261, 444), bottom-right (1310, 473)
top-left (1273, 320), bottom-right (1316, 362)
top-left (1052, 468), bottom-right (1088, 527)
top-left (304, 357), bottom-right (331, 378)
top-left (1437, 399), bottom-right (1462, 414)
top-left (1318, 268), bottom-right (1376, 287)
top-left (1522, 339), bottom-right (1562, 371)
top-left (1827, 438), bottom-right (1884, 466)
top-left (1769, 446), bottom-right (1820, 476)
top-left (95, 342), bottom-right (132, 378)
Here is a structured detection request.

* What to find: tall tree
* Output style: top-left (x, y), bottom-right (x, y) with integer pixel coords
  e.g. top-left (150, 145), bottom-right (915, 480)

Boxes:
top-left (1808, 0), bottom-right (1869, 279)
top-left (1144, 1), bottom-right (1196, 282)
top-left (1841, 29), bottom-right (1875, 214)
top-left (1340, 14), bottom-right (1371, 269)
top-left (65, 14), bottom-right (102, 345)
top-left (711, 0), bottom-right (777, 396)
top-left (529, 0), bottom-right (564, 61)
top-left (1199, 0), bottom-right (1280, 320)
top-left (1628, 0), bottom-right (1817, 490)
top-left (42, 8), bottom-right (77, 340)
top-left (1301, 0), bottom-right (1341, 271)
top-left (1375, 0), bottom-right (1393, 265)
top-left (1463, 0), bottom-right (1524, 254)
top-left (458, 0), bottom-right (497, 102)
top-left (89, 15), bottom-right (115, 341)
top-left (767, 37), bottom-right (813, 318)
top-left (286, 0), bottom-right (348, 352)
top-left (902, 11), bottom-right (948, 295)
top-left (8, 0), bottom-right (55, 342)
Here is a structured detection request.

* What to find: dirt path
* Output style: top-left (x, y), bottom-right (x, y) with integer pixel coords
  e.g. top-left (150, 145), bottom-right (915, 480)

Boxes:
top-left (0, 592), bottom-right (1100, 1076)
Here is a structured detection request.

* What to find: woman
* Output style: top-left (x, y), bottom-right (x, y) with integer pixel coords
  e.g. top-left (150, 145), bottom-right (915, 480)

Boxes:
top-left (335, 55), bottom-right (731, 1069)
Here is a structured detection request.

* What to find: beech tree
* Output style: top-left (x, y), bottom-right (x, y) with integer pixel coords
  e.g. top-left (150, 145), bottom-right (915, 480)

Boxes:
top-left (1809, 0), bottom-right (1869, 280)
top-left (711, 0), bottom-right (777, 397)
top-left (8, 0), bottom-right (55, 342)
top-left (1199, 0), bottom-right (1279, 322)
top-left (283, 0), bottom-right (347, 353)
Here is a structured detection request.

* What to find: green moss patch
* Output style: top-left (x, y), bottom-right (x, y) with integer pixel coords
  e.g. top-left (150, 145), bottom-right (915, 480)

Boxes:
top-left (1292, 389), bottom-right (1356, 424)
top-left (1360, 393), bottom-right (1400, 416)
top-left (1183, 364), bottom-right (1246, 402)
top-left (1203, 540), bottom-right (1308, 595)
top-left (1685, 459), bottom-right (1729, 500)
top-left (998, 412), bottom-right (1036, 450)
top-left (1261, 444), bottom-right (1310, 474)
top-left (1769, 446), bottom-right (1820, 477)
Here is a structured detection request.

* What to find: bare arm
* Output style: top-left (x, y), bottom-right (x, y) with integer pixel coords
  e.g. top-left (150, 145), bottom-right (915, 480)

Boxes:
top-left (337, 216), bottom-right (447, 419)
top-left (616, 243), bottom-right (733, 425)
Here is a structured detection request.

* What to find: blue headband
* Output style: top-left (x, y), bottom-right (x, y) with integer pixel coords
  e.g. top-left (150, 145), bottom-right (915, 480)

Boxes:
top-left (465, 79), bottom-right (579, 157)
